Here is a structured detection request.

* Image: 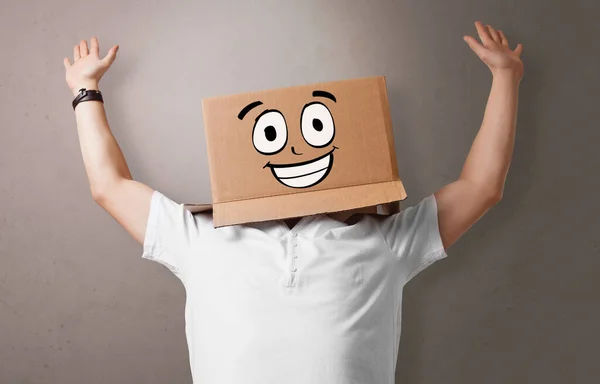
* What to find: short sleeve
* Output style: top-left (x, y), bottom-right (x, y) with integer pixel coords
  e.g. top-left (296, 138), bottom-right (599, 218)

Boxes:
top-left (376, 194), bottom-right (447, 284)
top-left (142, 190), bottom-right (208, 284)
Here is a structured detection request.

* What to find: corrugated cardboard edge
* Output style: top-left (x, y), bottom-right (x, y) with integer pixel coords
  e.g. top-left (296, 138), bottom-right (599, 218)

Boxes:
top-left (205, 179), bottom-right (406, 227)
top-left (378, 77), bottom-right (399, 176)
top-left (184, 199), bottom-right (403, 217)
top-left (185, 204), bottom-right (213, 214)
top-left (201, 97), bottom-right (221, 205)
top-left (184, 197), bottom-right (403, 217)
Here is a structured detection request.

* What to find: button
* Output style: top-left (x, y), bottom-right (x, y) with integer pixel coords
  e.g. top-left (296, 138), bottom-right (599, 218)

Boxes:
top-left (293, 243), bottom-right (298, 248)
top-left (293, 254), bottom-right (298, 259)
top-left (291, 267), bottom-right (297, 272)
top-left (292, 233), bottom-right (298, 238)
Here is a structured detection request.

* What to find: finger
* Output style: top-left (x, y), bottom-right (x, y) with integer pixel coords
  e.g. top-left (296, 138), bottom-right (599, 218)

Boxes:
top-left (63, 57), bottom-right (71, 69)
top-left (101, 45), bottom-right (119, 67)
top-left (79, 39), bottom-right (89, 57)
top-left (513, 43), bottom-right (523, 56)
top-left (474, 21), bottom-right (494, 47)
top-left (464, 35), bottom-right (487, 59)
top-left (73, 44), bottom-right (80, 61)
top-left (486, 25), bottom-right (500, 44)
top-left (90, 36), bottom-right (100, 56)
top-left (498, 30), bottom-right (509, 46)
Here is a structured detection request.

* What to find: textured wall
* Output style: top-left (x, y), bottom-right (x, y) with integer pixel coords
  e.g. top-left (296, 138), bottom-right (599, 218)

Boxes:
top-left (1, 0), bottom-right (598, 383)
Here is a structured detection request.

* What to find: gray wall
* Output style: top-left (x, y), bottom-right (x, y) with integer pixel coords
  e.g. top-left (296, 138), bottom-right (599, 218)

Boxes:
top-left (1, 0), bottom-right (598, 383)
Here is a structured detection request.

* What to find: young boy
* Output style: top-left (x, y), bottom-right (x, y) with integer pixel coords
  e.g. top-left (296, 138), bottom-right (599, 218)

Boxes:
top-left (64, 21), bottom-right (523, 384)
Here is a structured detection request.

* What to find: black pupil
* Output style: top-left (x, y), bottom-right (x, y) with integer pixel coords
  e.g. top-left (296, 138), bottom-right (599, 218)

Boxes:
top-left (312, 118), bottom-right (323, 131)
top-left (264, 126), bottom-right (277, 141)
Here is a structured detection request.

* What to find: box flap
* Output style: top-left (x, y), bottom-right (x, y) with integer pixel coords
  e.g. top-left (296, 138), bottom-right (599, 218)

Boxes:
top-left (211, 179), bottom-right (406, 227)
top-left (184, 203), bottom-right (213, 214)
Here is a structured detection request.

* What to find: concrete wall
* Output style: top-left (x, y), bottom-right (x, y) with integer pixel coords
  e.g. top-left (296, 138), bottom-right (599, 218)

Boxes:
top-left (1, 0), bottom-right (598, 382)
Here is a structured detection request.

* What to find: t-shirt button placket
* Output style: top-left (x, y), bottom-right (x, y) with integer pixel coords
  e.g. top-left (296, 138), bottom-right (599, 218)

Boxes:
top-left (289, 232), bottom-right (299, 286)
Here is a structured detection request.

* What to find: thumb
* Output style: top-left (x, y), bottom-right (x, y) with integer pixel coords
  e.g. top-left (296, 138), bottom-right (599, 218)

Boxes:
top-left (513, 43), bottom-right (523, 57)
top-left (463, 35), bottom-right (487, 59)
top-left (101, 45), bottom-right (119, 67)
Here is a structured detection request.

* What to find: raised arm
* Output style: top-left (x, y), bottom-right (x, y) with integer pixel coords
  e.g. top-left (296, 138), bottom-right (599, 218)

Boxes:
top-left (64, 37), bottom-right (153, 244)
top-left (434, 21), bottom-right (524, 249)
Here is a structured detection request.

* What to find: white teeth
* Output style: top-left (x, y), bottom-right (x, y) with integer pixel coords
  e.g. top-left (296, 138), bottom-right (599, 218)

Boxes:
top-left (272, 155), bottom-right (330, 179)
top-left (278, 169), bottom-right (328, 188)
top-left (271, 153), bottom-right (332, 188)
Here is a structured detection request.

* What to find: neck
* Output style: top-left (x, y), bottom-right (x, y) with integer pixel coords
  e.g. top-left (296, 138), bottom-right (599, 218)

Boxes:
top-left (284, 217), bottom-right (302, 230)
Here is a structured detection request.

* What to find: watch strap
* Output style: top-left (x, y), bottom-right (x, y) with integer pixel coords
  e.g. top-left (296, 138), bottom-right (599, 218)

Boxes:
top-left (72, 88), bottom-right (103, 110)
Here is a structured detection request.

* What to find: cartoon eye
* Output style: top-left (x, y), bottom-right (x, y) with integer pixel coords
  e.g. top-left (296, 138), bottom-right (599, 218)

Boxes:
top-left (301, 102), bottom-right (335, 148)
top-left (252, 110), bottom-right (288, 155)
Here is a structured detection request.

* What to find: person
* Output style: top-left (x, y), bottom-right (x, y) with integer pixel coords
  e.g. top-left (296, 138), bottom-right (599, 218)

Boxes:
top-left (63, 21), bottom-right (523, 384)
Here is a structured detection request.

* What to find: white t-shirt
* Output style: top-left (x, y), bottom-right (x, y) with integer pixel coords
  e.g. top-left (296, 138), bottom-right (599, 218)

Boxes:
top-left (142, 190), bottom-right (447, 384)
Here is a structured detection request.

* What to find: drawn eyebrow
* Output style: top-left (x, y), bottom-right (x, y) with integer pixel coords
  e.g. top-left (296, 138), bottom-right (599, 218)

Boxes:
top-left (238, 101), bottom-right (264, 120)
top-left (312, 90), bottom-right (336, 103)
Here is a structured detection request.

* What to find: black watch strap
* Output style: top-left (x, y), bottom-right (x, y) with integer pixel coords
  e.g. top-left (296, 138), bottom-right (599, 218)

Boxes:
top-left (72, 88), bottom-right (103, 110)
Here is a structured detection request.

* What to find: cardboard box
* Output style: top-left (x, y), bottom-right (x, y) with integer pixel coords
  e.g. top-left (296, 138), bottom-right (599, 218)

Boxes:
top-left (185, 76), bottom-right (407, 227)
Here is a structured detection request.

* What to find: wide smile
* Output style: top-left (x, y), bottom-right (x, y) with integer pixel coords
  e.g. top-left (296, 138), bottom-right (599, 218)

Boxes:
top-left (264, 147), bottom-right (337, 188)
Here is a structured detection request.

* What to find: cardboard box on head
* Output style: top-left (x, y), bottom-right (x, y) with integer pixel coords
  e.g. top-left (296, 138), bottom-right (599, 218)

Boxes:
top-left (185, 76), bottom-right (407, 227)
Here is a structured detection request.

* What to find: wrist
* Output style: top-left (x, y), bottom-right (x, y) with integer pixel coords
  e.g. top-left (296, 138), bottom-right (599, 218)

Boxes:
top-left (71, 81), bottom-right (99, 96)
top-left (491, 69), bottom-right (522, 85)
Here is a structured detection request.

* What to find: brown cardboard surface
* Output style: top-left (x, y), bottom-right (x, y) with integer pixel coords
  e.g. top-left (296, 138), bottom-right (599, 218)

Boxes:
top-left (191, 76), bottom-right (407, 227)
top-left (211, 179), bottom-right (405, 227)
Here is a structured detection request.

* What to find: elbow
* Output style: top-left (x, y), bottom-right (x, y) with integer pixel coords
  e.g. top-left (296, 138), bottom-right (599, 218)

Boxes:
top-left (465, 179), bottom-right (504, 207)
top-left (90, 180), bottom-right (116, 205)
top-left (469, 181), bottom-right (503, 207)
top-left (91, 185), bottom-right (107, 205)
top-left (90, 178), bottom-right (126, 205)
top-left (485, 188), bottom-right (503, 206)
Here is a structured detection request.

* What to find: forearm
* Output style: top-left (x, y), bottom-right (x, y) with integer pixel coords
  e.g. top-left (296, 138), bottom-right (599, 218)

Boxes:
top-left (434, 21), bottom-right (524, 249)
top-left (73, 86), bottom-right (132, 197)
top-left (65, 38), bottom-right (154, 244)
top-left (460, 72), bottom-right (520, 196)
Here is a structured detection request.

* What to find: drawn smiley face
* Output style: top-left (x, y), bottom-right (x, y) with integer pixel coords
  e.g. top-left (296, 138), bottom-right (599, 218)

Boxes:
top-left (237, 90), bottom-right (338, 188)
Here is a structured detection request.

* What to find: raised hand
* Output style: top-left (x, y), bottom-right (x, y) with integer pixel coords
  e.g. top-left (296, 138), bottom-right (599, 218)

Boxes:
top-left (63, 37), bottom-right (119, 96)
top-left (464, 21), bottom-right (524, 81)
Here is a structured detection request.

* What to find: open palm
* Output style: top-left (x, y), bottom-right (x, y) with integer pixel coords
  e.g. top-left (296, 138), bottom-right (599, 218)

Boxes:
top-left (464, 21), bottom-right (524, 80)
top-left (63, 37), bottom-right (119, 94)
